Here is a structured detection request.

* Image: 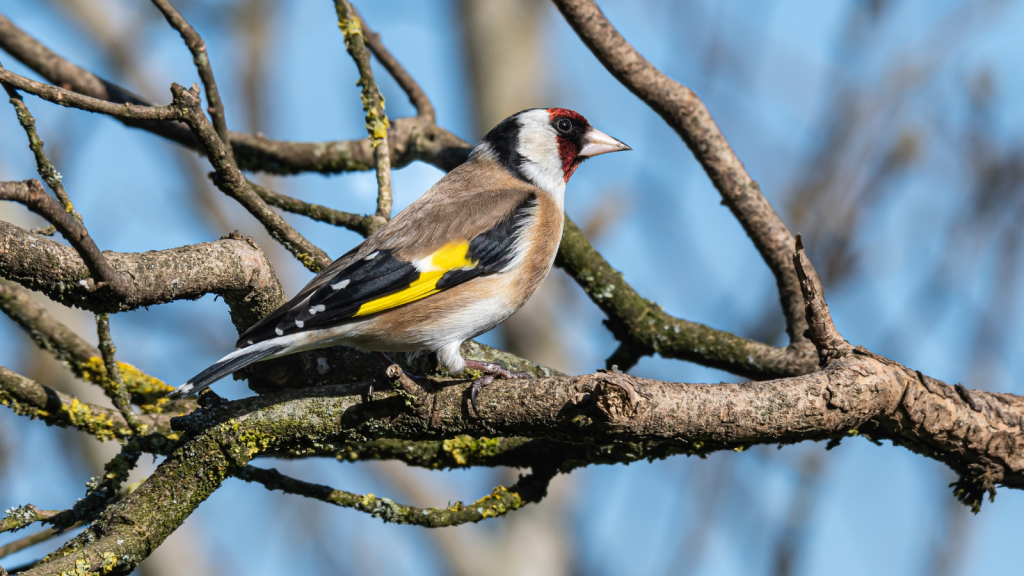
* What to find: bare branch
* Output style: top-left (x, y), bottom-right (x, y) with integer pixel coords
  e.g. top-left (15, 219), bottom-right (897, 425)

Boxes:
top-left (1, 83), bottom-right (79, 219)
top-left (552, 0), bottom-right (821, 348)
top-left (247, 178), bottom-right (376, 238)
top-left (0, 13), bottom-right (469, 174)
top-left (170, 83), bottom-right (332, 271)
top-left (793, 235), bottom-right (853, 364)
top-left (0, 220), bottom-right (284, 332)
top-left (336, 0), bottom-right (392, 227)
top-left (149, 0), bottom-right (232, 151)
top-left (557, 217), bottom-right (818, 378)
top-left (236, 465), bottom-right (550, 527)
top-left (95, 314), bottom-right (147, 434)
top-left (0, 525), bottom-right (76, 560)
top-left (0, 64), bottom-right (181, 122)
top-left (0, 179), bottom-right (131, 298)
top-left (353, 6), bottom-right (435, 122)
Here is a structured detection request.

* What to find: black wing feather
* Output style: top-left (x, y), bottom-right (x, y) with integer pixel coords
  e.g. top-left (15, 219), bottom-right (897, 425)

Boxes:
top-left (236, 195), bottom-right (537, 348)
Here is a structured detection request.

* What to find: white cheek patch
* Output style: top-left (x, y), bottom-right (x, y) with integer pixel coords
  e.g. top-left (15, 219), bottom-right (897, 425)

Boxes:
top-left (515, 110), bottom-right (567, 207)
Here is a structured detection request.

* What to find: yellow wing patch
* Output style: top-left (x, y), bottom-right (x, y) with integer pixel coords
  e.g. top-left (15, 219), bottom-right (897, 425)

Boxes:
top-left (354, 241), bottom-right (477, 317)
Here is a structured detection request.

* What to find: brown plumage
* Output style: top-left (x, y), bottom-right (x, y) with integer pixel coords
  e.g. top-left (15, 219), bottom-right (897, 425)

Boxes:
top-left (171, 107), bottom-right (629, 400)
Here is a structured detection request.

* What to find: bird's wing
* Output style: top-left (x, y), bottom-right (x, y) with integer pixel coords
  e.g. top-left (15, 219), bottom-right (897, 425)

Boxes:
top-left (235, 187), bottom-right (537, 347)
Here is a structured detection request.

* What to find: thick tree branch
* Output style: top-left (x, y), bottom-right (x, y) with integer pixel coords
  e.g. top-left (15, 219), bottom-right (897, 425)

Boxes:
top-left (0, 220), bottom-right (285, 331)
top-left (552, 0), bottom-right (820, 349)
top-left (0, 180), bottom-right (130, 298)
top-left (30, 337), bottom-right (1024, 574)
top-left (336, 0), bottom-right (392, 228)
top-left (0, 13), bottom-right (469, 174)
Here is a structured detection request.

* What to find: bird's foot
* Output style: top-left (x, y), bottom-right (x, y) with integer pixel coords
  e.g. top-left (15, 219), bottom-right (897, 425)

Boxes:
top-left (465, 359), bottom-right (530, 414)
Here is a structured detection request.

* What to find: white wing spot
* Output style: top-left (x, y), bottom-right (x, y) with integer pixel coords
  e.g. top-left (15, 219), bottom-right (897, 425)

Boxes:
top-left (275, 327), bottom-right (284, 336)
top-left (331, 279), bottom-right (350, 290)
top-left (365, 251), bottom-right (379, 260)
top-left (247, 340), bottom-right (253, 345)
top-left (308, 304), bottom-right (326, 315)
top-left (295, 319), bottom-right (305, 328)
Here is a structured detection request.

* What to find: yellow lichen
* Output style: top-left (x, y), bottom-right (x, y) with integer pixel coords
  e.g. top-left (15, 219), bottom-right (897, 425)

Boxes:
top-left (100, 552), bottom-right (118, 574)
top-left (61, 398), bottom-right (117, 441)
top-left (441, 436), bottom-right (504, 466)
top-left (79, 357), bottom-right (173, 410)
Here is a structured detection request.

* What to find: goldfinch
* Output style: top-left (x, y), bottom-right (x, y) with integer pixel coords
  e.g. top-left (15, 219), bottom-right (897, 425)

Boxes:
top-left (170, 108), bottom-right (629, 402)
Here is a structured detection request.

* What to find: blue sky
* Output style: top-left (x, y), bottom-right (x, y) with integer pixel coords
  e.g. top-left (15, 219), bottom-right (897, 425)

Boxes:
top-left (3, 1), bottom-right (1024, 574)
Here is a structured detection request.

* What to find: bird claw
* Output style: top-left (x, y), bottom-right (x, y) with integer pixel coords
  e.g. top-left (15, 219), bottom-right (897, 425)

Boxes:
top-left (470, 375), bottom-right (495, 414)
top-left (465, 360), bottom-right (531, 414)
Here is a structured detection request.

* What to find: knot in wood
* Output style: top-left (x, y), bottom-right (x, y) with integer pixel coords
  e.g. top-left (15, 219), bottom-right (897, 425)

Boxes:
top-left (591, 373), bottom-right (644, 424)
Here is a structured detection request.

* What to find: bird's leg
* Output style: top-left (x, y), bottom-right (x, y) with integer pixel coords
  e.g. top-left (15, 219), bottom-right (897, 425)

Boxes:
top-left (464, 359), bottom-right (531, 413)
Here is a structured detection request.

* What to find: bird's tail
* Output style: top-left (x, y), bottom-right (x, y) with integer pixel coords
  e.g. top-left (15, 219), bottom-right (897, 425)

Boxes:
top-left (168, 340), bottom-right (289, 399)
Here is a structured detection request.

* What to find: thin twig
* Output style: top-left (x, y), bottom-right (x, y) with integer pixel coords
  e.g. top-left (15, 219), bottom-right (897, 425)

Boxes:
top-left (0, 82), bottom-right (79, 220)
top-left (235, 465), bottom-right (550, 527)
top-left (169, 83), bottom-right (332, 272)
top-left (95, 314), bottom-right (147, 435)
top-left (792, 236), bottom-right (852, 365)
top-left (0, 505), bottom-right (58, 535)
top-left (0, 524), bottom-right (80, 560)
top-left (149, 0), bottom-right (232, 154)
top-left (0, 64), bottom-right (181, 122)
top-left (0, 180), bottom-right (131, 297)
top-left (335, 0), bottom-right (392, 227)
top-left (351, 6), bottom-right (435, 122)
top-left (247, 178), bottom-right (375, 238)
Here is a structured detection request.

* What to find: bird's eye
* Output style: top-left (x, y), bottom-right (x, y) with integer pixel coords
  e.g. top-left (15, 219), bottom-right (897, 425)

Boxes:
top-left (556, 118), bottom-right (572, 133)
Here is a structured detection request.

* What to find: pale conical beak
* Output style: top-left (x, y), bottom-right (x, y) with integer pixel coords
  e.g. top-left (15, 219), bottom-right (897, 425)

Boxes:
top-left (578, 127), bottom-right (631, 158)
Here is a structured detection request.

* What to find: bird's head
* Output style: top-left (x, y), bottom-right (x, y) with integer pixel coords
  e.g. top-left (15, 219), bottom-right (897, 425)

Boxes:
top-left (472, 108), bottom-right (630, 199)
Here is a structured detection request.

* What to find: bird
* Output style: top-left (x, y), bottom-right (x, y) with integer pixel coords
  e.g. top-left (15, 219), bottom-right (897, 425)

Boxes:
top-left (169, 108), bottom-right (629, 407)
